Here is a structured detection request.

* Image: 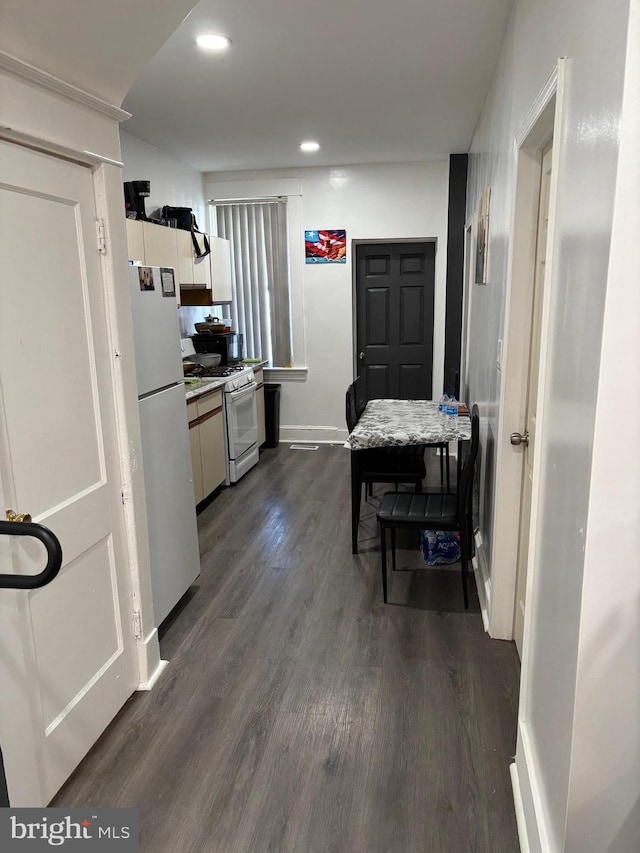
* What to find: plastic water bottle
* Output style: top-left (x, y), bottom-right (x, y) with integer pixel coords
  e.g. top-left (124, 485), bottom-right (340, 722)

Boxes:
top-left (445, 395), bottom-right (459, 433)
top-left (439, 393), bottom-right (449, 425)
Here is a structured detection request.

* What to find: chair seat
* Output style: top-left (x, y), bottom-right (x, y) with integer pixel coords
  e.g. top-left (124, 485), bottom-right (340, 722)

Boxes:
top-left (359, 449), bottom-right (426, 480)
top-left (377, 491), bottom-right (457, 525)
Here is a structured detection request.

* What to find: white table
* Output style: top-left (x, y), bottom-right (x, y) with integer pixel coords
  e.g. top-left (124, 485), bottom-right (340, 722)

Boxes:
top-left (347, 399), bottom-right (471, 553)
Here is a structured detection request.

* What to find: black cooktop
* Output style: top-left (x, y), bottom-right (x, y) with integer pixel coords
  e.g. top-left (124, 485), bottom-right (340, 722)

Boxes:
top-left (191, 364), bottom-right (246, 378)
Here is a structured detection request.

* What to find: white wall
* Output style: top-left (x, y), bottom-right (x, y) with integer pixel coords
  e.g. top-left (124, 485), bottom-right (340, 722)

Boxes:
top-left (205, 162), bottom-right (449, 442)
top-left (564, 2), bottom-right (640, 848)
top-left (465, 0), bottom-right (632, 850)
top-left (120, 131), bottom-right (206, 228)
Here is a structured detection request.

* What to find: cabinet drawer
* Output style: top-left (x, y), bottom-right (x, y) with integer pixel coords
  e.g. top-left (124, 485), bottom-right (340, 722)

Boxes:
top-left (197, 388), bottom-right (223, 417)
top-left (186, 398), bottom-right (200, 424)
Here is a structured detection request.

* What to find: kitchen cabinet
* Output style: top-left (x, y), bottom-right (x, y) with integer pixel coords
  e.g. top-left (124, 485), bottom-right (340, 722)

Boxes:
top-left (254, 368), bottom-right (266, 447)
top-left (176, 229), bottom-right (195, 286)
top-left (125, 219), bottom-right (144, 265)
top-left (187, 399), bottom-right (203, 504)
top-left (186, 388), bottom-right (225, 504)
top-left (209, 235), bottom-right (233, 303)
top-left (125, 219), bottom-right (181, 307)
top-left (177, 229), bottom-right (213, 300)
top-left (142, 222), bottom-right (178, 268)
top-left (192, 234), bottom-right (213, 289)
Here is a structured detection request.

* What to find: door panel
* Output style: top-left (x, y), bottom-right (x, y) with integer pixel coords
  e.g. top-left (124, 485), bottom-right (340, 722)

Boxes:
top-left (0, 141), bottom-right (137, 804)
top-left (366, 364), bottom-right (389, 400)
top-left (3, 192), bottom-right (103, 514)
top-left (399, 364), bottom-right (425, 400)
top-left (356, 242), bottom-right (435, 401)
top-left (400, 287), bottom-right (425, 344)
top-left (366, 287), bottom-right (390, 344)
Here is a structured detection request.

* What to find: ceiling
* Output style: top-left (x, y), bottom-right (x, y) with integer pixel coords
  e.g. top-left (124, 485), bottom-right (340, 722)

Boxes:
top-left (0, 0), bottom-right (196, 105)
top-left (123, 0), bottom-right (514, 173)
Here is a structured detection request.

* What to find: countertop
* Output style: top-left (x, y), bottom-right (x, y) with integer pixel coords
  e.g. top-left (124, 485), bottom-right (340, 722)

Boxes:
top-left (184, 360), bottom-right (269, 402)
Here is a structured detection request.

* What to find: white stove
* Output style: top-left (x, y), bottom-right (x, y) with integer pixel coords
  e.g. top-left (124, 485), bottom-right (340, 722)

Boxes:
top-left (182, 339), bottom-right (259, 484)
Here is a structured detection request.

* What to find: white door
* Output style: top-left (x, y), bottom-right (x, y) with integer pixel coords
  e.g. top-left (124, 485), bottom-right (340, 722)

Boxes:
top-left (0, 141), bottom-right (138, 805)
top-left (513, 141), bottom-right (553, 656)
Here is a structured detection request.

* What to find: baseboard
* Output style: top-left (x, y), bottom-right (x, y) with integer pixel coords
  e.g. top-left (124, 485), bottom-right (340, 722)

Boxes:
top-left (513, 721), bottom-right (550, 853)
top-left (280, 425), bottom-right (349, 444)
top-left (135, 626), bottom-right (162, 690)
top-left (510, 762), bottom-right (530, 853)
top-left (473, 529), bottom-right (491, 633)
top-left (137, 658), bottom-right (168, 692)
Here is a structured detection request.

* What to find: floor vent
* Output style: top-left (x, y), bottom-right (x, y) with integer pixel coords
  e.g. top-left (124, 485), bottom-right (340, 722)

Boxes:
top-left (289, 444), bottom-right (319, 451)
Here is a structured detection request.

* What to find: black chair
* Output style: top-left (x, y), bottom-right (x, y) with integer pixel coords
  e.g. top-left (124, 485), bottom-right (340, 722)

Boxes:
top-left (376, 405), bottom-right (479, 607)
top-left (347, 380), bottom-right (426, 553)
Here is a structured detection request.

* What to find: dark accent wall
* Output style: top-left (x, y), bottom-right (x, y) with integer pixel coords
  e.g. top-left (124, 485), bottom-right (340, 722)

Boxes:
top-left (443, 153), bottom-right (468, 397)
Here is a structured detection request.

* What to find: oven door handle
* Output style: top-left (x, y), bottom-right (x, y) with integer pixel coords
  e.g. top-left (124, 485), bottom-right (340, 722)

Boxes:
top-left (227, 382), bottom-right (257, 402)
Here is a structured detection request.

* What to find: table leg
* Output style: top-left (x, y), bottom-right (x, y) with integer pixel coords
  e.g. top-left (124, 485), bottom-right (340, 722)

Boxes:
top-left (351, 451), bottom-right (362, 554)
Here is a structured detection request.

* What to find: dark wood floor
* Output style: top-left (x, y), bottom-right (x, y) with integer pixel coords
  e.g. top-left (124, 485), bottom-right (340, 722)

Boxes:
top-left (55, 444), bottom-right (521, 852)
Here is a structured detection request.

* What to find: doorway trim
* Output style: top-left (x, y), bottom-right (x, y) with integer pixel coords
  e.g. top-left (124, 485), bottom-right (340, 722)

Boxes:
top-left (492, 60), bottom-right (568, 852)
top-left (486, 61), bottom-right (566, 647)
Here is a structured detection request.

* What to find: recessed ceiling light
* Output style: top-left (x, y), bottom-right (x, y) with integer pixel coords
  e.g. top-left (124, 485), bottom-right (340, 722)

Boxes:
top-left (300, 141), bottom-right (320, 152)
top-left (196, 33), bottom-right (231, 51)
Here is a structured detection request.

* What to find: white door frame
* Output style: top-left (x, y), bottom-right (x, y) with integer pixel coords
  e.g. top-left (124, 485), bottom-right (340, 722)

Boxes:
top-left (487, 60), bottom-right (567, 641)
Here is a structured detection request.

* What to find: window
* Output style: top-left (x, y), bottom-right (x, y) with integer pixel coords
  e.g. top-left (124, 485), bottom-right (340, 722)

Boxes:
top-left (215, 199), bottom-right (293, 367)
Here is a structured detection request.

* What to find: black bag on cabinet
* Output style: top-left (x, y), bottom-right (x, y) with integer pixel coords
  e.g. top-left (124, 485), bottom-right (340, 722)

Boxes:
top-left (161, 206), bottom-right (210, 258)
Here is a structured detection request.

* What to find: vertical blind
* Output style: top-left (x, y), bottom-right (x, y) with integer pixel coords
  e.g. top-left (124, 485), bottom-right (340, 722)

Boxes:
top-left (216, 201), bottom-right (293, 367)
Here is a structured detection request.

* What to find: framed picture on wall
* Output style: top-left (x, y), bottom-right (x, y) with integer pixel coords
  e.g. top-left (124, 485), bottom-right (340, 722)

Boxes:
top-left (475, 188), bottom-right (491, 284)
top-left (305, 229), bottom-right (347, 263)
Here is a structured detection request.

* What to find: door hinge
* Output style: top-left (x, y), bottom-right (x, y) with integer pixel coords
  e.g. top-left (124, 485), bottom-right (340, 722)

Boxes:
top-left (133, 609), bottom-right (143, 640)
top-left (96, 219), bottom-right (107, 255)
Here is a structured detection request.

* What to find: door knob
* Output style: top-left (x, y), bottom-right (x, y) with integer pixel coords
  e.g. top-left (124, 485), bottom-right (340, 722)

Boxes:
top-left (510, 431), bottom-right (529, 447)
top-left (359, 352), bottom-right (365, 360)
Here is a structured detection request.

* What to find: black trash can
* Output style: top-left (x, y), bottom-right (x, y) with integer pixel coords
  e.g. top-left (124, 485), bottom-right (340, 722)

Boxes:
top-left (263, 383), bottom-right (281, 448)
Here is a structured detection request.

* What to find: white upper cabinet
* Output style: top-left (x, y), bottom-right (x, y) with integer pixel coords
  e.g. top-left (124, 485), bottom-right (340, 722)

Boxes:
top-left (124, 219), bottom-right (181, 306)
top-left (176, 229), bottom-right (195, 286)
top-left (192, 232), bottom-right (212, 289)
top-left (142, 222), bottom-right (178, 270)
top-left (125, 219), bottom-right (144, 265)
top-left (210, 236), bottom-right (233, 303)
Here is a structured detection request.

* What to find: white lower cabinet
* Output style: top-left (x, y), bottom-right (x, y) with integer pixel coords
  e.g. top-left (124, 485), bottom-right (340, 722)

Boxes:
top-left (187, 389), bottom-right (226, 504)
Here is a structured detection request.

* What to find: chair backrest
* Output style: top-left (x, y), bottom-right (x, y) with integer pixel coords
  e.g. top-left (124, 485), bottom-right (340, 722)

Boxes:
top-left (346, 377), bottom-right (367, 432)
top-left (457, 406), bottom-right (480, 519)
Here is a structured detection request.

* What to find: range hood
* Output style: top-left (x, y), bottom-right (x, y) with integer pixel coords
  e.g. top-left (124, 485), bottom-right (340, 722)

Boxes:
top-left (179, 283), bottom-right (213, 307)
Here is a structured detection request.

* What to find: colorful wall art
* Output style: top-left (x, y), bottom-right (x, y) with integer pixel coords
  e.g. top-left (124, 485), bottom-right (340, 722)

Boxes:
top-left (305, 229), bottom-right (347, 264)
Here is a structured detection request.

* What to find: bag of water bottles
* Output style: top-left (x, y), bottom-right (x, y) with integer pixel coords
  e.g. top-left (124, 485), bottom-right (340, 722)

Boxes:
top-left (420, 530), bottom-right (461, 566)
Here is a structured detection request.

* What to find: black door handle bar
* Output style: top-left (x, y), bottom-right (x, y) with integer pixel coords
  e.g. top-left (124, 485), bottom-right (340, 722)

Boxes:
top-left (0, 520), bottom-right (63, 589)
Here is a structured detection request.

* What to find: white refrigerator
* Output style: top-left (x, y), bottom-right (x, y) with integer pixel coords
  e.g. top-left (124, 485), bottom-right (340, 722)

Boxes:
top-left (129, 265), bottom-right (200, 626)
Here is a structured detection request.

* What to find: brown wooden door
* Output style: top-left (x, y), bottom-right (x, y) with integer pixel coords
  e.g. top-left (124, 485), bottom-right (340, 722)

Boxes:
top-left (355, 241), bottom-right (435, 400)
